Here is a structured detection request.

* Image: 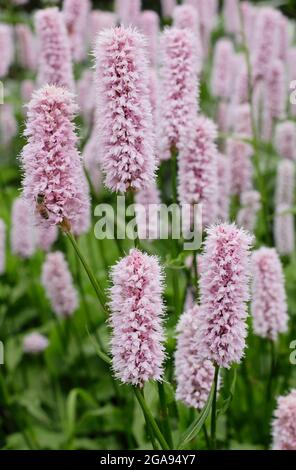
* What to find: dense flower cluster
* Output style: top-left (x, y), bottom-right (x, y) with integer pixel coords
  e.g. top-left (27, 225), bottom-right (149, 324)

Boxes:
top-left (272, 390), bottom-right (296, 450)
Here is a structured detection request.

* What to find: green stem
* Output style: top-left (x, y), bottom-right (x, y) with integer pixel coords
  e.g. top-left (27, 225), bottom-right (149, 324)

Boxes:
top-left (210, 365), bottom-right (220, 450)
top-left (134, 388), bottom-right (170, 450)
top-left (157, 382), bottom-right (174, 448)
top-left (65, 231), bottom-right (108, 315)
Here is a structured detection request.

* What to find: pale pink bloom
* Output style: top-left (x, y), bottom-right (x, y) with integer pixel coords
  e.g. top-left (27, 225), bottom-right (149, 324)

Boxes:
top-left (11, 197), bottom-right (35, 259)
top-left (115, 0), bottom-right (141, 27)
top-left (77, 70), bottom-right (95, 125)
top-left (35, 8), bottom-right (74, 90)
top-left (175, 306), bottom-right (216, 410)
top-left (110, 249), bottom-right (166, 386)
top-left (0, 104), bottom-right (17, 146)
top-left (161, 0), bottom-right (176, 17)
top-left (275, 159), bottom-right (295, 207)
top-left (23, 333), bottom-right (49, 354)
top-left (184, 0), bottom-right (217, 56)
top-left (278, 14), bottom-right (290, 63)
top-left (211, 39), bottom-right (234, 99)
top-left (264, 59), bottom-right (286, 122)
top-left (63, 0), bottom-right (91, 62)
top-left (237, 190), bottom-right (260, 233)
top-left (272, 390), bottom-right (296, 450)
top-left (0, 24), bottom-right (14, 78)
top-left (0, 219), bottom-right (6, 275)
top-left (138, 11), bottom-right (159, 66)
top-left (83, 128), bottom-right (101, 193)
top-left (15, 24), bottom-right (36, 71)
top-left (178, 116), bottom-right (218, 228)
top-left (231, 54), bottom-right (249, 106)
top-left (42, 251), bottom-right (78, 317)
top-left (217, 153), bottom-right (231, 221)
top-left (184, 287), bottom-right (195, 311)
top-left (158, 27), bottom-right (199, 160)
top-left (36, 224), bottom-right (58, 252)
top-left (89, 10), bottom-right (117, 46)
top-left (196, 223), bottom-right (253, 368)
top-left (274, 121), bottom-right (296, 161)
top-left (95, 26), bottom-right (156, 193)
top-left (241, 1), bottom-right (257, 48)
top-left (71, 170), bottom-right (91, 237)
top-left (227, 104), bottom-right (253, 196)
top-left (217, 101), bottom-right (230, 133)
top-left (274, 204), bottom-right (295, 256)
top-left (21, 79), bottom-right (35, 104)
top-left (251, 247), bottom-right (288, 341)
top-left (172, 5), bottom-right (203, 69)
top-left (251, 7), bottom-right (281, 81)
top-left (223, 0), bottom-right (240, 37)
top-left (21, 85), bottom-right (90, 230)
top-left (135, 182), bottom-right (161, 240)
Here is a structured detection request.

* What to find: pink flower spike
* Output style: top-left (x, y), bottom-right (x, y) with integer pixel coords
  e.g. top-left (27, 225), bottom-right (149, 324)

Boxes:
top-left (178, 116), bottom-right (218, 228)
top-left (11, 197), bottom-right (35, 259)
top-left (36, 224), bottom-right (58, 252)
top-left (21, 85), bottom-right (90, 230)
top-left (42, 251), bottom-right (78, 318)
top-left (274, 205), bottom-right (295, 256)
top-left (223, 0), bottom-right (241, 37)
top-left (15, 24), bottom-right (36, 71)
top-left (158, 27), bottom-right (200, 160)
top-left (211, 39), bottom-right (234, 99)
top-left (95, 26), bottom-right (156, 193)
top-left (251, 247), bottom-right (288, 341)
top-left (196, 223), bottom-right (253, 368)
top-left (175, 306), bottom-right (216, 410)
top-left (135, 182), bottom-right (161, 240)
top-left (138, 10), bottom-right (159, 66)
top-left (265, 59), bottom-right (286, 121)
top-left (63, 0), bottom-right (91, 62)
top-left (237, 190), bottom-right (261, 233)
top-left (35, 7), bottom-right (74, 90)
top-left (110, 249), bottom-right (166, 386)
top-left (0, 219), bottom-right (6, 275)
top-left (272, 390), bottom-right (296, 450)
top-left (172, 5), bottom-right (203, 69)
top-left (23, 333), bottom-right (49, 355)
top-left (275, 159), bottom-right (295, 207)
top-left (274, 121), bottom-right (296, 161)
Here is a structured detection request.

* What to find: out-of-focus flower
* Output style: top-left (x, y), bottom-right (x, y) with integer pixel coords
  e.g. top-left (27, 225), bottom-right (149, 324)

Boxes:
top-left (21, 79), bottom-right (35, 104)
top-left (95, 26), bottom-right (156, 193)
top-left (0, 104), bottom-right (17, 146)
top-left (178, 116), bottom-right (218, 228)
top-left (251, 247), bottom-right (288, 341)
top-left (196, 223), bottom-right (253, 368)
top-left (237, 190), bottom-right (261, 232)
top-left (172, 5), bottom-right (203, 69)
top-left (63, 0), bottom-right (91, 62)
top-left (211, 39), bottom-right (234, 99)
top-left (115, 0), bottom-right (141, 27)
top-left (135, 182), bottom-right (161, 240)
top-left (35, 8), bottom-right (74, 90)
top-left (138, 10), bottom-right (159, 66)
top-left (110, 248), bottom-right (165, 386)
top-left (15, 24), bottom-right (36, 71)
top-left (11, 197), bottom-right (35, 259)
top-left (89, 10), bottom-right (117, 46)
top-left (42, 251), bottom-right (78, 317)
top-left (158, 27), bottom-right (199, 160)
top-left (161, 0), bottom-right (176, 17)
top-left (36, 224), bottom-right (58, 252)
top-left (274, 205), bottom-right (295, 256)
top-left (77, 70), bottom-right (95, 125)
top-left (0, 24), bottom-right (14, 78)
top-left (23, 333), bottom-right (49, 354)
top-left (274, 121), bottom-right (296, 161)
top-left (275, 159), bottom-right (295, 207)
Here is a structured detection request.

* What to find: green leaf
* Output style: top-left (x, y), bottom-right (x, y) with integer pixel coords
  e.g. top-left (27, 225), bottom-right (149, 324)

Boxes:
top-left (65, 388), bottom-right (97, 442)
top-left (177, 379), bottom-right (215, 449)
